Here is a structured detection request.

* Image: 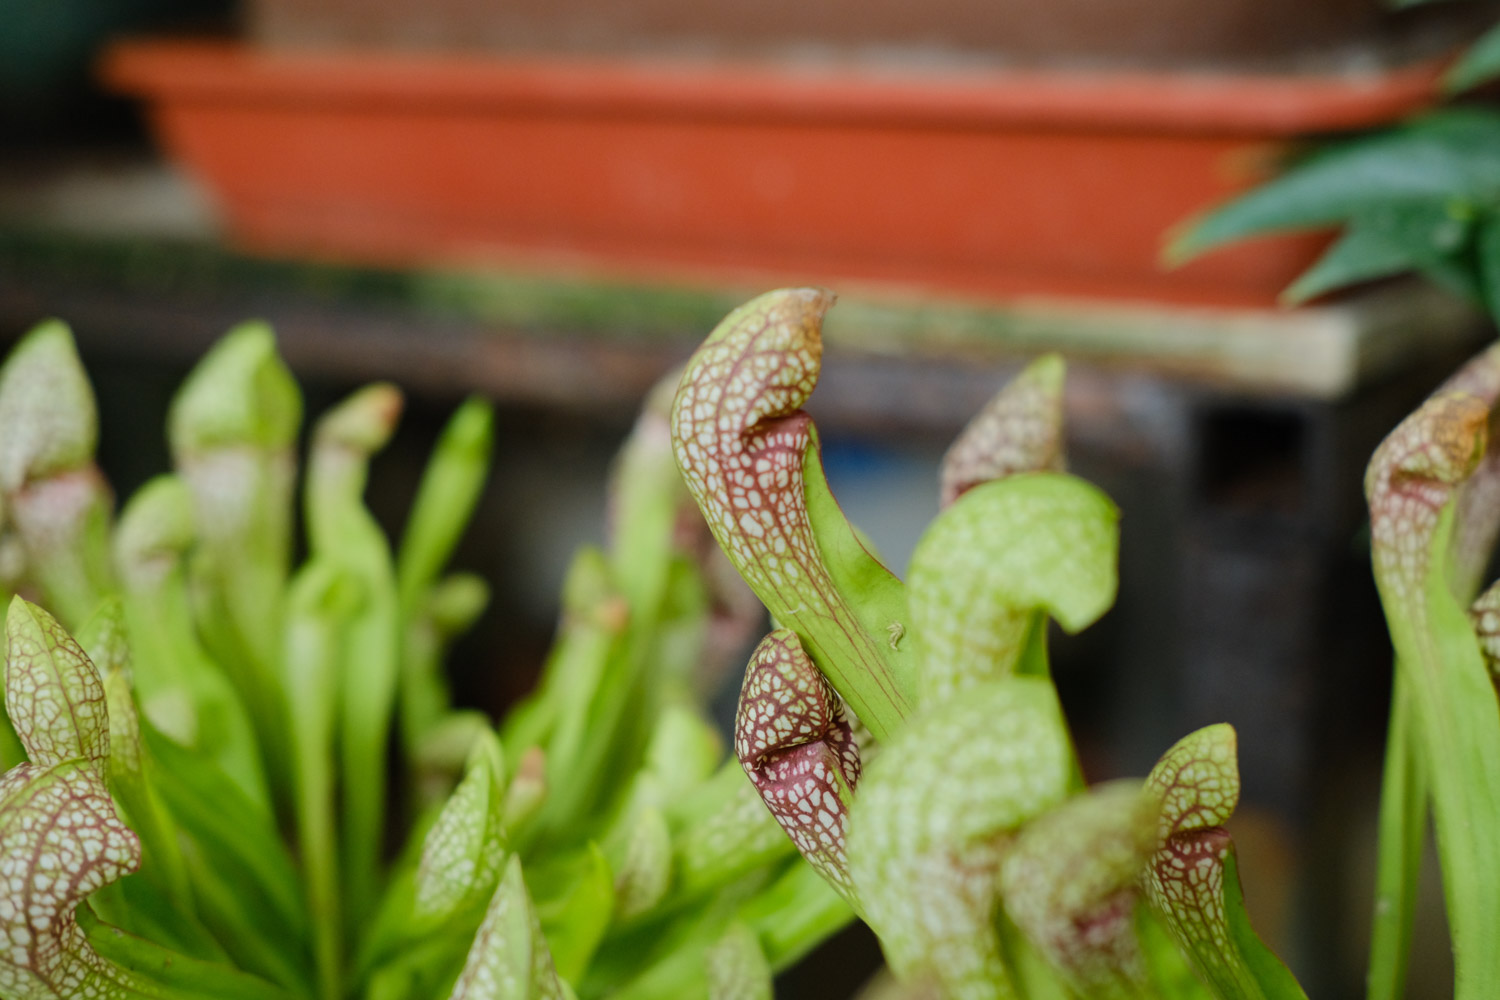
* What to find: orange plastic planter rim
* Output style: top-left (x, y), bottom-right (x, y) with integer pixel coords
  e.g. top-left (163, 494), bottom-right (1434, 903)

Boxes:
top-left (104, 40), bottom-right (1441, 136)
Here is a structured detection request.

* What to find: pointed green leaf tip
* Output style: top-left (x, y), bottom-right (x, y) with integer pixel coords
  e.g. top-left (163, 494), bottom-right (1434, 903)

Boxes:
top-left (1145, 723), bottom-right (1239, 843)
top-left (1445, 21), bottom-right (1500, 94)
top-left (167, 321), bottom-right (301, 455)
top-left (113, 476), bottom-right (194, 588)
top-left (847, 677), bottom-right (1073, 999)
top-left (76, 598), bottom-right (129, 683)
top-left (449, 855), bottom-right (568, 1000)
top-left (0, 320), bottom-right (98, 491)
top-left (1142, 725), bottom-right (1306, 1000)
top-left (734, 629), bottom-right (861, 902)
top-left (1366, 392), bottom-right (1488, 605)
top-left (429, 573), bottom-right (492, 635)
top-left (415, 731), bottom-right (508, 926)
top-left (74, 602), bottom-right (139, 792)
top-left (908, 474), bottom-right (1118, 700)
top-left (397, 396), bottom-right (494, 615)
top-left (999, 780), bottom-right (1157, 997)
top-left (613, 806), bottom-right (672, 920)
top-left (313, 382), bottom-right (403, 456)
top-left (706, 923), bottom-right (773, 1000)
top-left (670, 288), bottom-right (913, 740)
top-left (5, 597), bottom-right (108, 769)
top-left (939, 354), bottom-right (1065, 508)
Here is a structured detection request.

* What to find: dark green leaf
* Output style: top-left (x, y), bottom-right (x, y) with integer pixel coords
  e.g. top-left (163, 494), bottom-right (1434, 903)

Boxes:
top-left (1446, 21), bottom-right (1500, 94)
top-left (1476, 216), bottom-right (1500, 322)
top-left (1171, 110), bottom-right (1500, 262)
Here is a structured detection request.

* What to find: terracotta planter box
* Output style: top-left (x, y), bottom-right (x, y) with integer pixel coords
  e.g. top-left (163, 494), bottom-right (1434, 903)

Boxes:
top-left (104, 41), bottom-right (1440, 307)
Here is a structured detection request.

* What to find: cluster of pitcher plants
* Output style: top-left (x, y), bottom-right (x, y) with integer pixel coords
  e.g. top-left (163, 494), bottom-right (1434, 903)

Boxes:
top-left (0, 287), bottom-right (1496, 999)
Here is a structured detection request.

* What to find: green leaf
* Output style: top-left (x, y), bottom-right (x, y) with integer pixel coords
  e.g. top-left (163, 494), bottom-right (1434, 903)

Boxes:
top-left (1136, 906), bottom-right (1219, 1000)
top-left (78, 602), bottom-right (197, 927)
top-left (396, 397), bottom-right (494, 619)
top-left (78, 598), bottom-right (129, 681)
top-left (606, 367), bottom-right (693, 616)
top-left (638, 703), bottom-right (723, 801)
top-left (167, 322), bottom-right (301, 454)
top-left (1366, 674), bottom-right (1426, 1000)
top-left (671, 288), bottom-right (914, 740)
top-left (1170, 110), bottom-right (1500, 262)
top-left (669, 761), bottom-right (795, 900)
top-left (1142, 726), bottom-right (1306, 1000)
top-left (0, 758), bottom-right (148, 999)
top-left (71, 600), bottom-right (233, 966)
top-left (401, 570), bottom-right (493, 765)
top-left (939, 354), bottom-right (1065, 508)
top-left (706, 923), bottom-right (773, 1000)
top-left (734, 629), bottom-right (861, 903)
top-left (141, 725), bottom-right (311, 993)
top-left (1286, 202), bottom-right (1478, 304)
top-left (1446, 20), bottom-right (1500, 94)
top-left (1283, 226), bottom-right (1411, 303)
top-left (536, 844), bottom-right (613, 983)
top-left (1476, 216), bottom-right (1500, 325)
top-left (0, 322), bottom-right (115, 627)
top-left (503, 746), bottom-right (548, 833)
top-left (415, 730), bottom-right (509, 929)
top-left (113, 476), bottom-right (267, 808)
top-left (0, 321), bottom-right (97, 486)
top-left (5, 597), bottom-right (109, 768)
top-left (0, 701), bottom-right (22, 770)
top-left (999, 780), bottom-right (1158, 998)
top-left (846, 677), bottom-right (1074, 999)
top-left (449, 855), bottom-right (569, 1000)
top-left (735, 843), bottom-right (857, 971)
top-left (536, 368), bottom-right (712, 845)
top-left (907, 474), bottom-right (1118, 701)
top-left (1366, 384), bottom-right (1500, 1000)
top-left (1146, 725), bottom-right (1239, 841)
top-left (612, 806), bottom-right (673, 921)
top-left (507, 547), bottom-right (632, 843)
top-left (306, 383), bottom-right (404, 929)
top-left (80, 906), bottom-right (294, 1000)
top-left (281, 561), bottom-right (363, 1000)
top-left (167, 322), bottom-right (300, 781)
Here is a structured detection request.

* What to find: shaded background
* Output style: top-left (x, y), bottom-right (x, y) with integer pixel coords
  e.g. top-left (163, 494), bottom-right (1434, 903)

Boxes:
top-left (5, 0), bottom-right (1500, 995)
